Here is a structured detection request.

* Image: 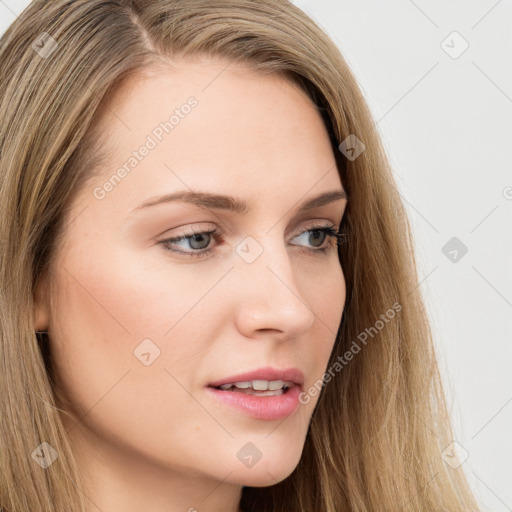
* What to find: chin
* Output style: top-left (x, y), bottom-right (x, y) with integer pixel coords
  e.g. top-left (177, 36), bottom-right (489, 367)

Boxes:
top-left (229, 454), bottom-right (301, 488)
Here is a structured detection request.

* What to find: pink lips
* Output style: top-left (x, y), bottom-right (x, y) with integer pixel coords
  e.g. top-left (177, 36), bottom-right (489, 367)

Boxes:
top-left (206, 385), bottom-right (302, 420)
top-left (207, 366), bottom-right (305, 388)
top-left (206, 366), bottom-right (304, 421)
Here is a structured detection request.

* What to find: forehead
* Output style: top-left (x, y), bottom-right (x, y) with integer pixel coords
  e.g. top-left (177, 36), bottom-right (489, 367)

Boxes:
top-left (93, 57), bottom-right (330, 150)
top-left (76, 57), bottom-right (341, 218)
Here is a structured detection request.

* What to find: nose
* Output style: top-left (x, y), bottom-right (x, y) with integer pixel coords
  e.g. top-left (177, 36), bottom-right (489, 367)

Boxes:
top-left (233, 240), bottom-right (316, 340)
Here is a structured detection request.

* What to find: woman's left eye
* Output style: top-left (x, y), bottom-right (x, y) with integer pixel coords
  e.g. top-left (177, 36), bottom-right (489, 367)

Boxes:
top-left (159, 224), bottom-right (341, 258)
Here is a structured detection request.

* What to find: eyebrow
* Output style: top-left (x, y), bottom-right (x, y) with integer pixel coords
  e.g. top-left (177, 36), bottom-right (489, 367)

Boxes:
top-left (129, 189), bottom-right (348, 215)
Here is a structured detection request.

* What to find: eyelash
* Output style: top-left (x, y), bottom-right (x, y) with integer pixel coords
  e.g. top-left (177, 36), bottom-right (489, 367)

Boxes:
top-left (159, 223), bottom-right (343, 259)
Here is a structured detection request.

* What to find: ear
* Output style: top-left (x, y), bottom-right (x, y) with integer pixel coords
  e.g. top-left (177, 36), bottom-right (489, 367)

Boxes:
top-left (33, 273), bottom-right (51, 331)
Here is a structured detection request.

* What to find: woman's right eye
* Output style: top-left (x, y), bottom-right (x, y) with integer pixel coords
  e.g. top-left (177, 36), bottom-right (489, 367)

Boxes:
top-left (159, 228), bottom-right (220, 258)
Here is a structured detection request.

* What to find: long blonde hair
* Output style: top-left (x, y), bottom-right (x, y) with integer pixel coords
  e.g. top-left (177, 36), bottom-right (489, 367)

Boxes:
top-left (0, 1), bottom-right (480, 510)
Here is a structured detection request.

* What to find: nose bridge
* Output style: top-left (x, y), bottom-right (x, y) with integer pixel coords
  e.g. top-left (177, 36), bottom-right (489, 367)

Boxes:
top-left (233, 233), bottom-right (316, 335)
top-left (235, 233), bottom-right (295, 295)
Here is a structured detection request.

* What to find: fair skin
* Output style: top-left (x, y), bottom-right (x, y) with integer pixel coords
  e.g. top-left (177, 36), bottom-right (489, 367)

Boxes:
top-left (34, 56), bottom-right (347, 512)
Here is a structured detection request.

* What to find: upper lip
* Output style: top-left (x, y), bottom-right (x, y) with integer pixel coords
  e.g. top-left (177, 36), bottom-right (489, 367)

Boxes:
top-left (208, 366), bottom-right (304, 388)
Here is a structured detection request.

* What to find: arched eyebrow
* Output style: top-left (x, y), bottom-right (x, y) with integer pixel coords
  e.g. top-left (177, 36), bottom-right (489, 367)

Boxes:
top-left (129, 189), bottom-right (348, 215)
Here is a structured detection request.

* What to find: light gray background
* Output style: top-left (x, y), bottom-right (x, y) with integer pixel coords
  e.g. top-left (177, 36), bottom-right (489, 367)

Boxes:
top-left (1, 0), bottom-right (511, 510)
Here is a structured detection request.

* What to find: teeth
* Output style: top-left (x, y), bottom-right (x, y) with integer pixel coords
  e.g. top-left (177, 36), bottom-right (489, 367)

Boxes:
top-left (252, 379), bottom-right (271, 390)
top-left (234, 381), bottom-right (251, 389)
top-left (218, 380), bottom-right (292, 391)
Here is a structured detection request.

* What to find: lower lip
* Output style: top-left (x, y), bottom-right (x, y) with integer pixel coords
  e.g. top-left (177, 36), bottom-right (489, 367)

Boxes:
top-left (205, 385), bottom-right (302, 421)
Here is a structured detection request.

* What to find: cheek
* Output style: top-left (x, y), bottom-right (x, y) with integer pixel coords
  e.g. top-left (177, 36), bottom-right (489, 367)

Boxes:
top-left (47, 246), bottom-right (232, 465)
top-left (54, 239), bottom-right (223, 341)
top-left (305, 259), bottom-right (345, 379)
top-left (48, 242), bottom-right (229, 413)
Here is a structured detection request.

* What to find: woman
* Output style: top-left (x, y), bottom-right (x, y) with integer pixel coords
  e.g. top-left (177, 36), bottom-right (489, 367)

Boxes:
top-left (0, 0), bottom-right (480, 511)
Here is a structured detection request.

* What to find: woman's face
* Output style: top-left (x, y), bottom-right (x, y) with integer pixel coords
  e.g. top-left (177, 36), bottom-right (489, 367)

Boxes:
top-left (34, 57), bottom-right (347, 496)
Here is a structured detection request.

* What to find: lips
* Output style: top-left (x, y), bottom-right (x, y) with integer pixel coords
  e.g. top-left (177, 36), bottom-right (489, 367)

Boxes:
top-left (206, 384), bottom-right (302, 420)
top-left (207, 366), bottom-right (304, 389)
